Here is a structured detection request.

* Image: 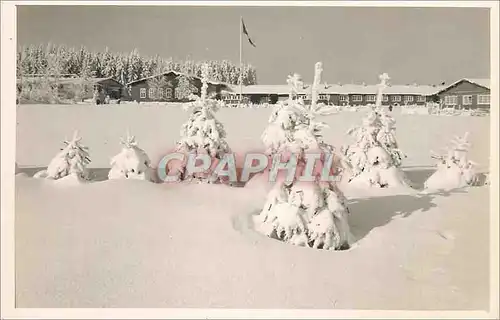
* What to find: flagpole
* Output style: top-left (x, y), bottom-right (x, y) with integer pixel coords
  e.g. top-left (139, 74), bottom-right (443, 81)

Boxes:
top-left (239, 16), bottom-right (243, 104)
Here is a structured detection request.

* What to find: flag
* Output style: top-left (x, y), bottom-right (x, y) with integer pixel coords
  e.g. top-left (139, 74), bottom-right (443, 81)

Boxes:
top-left (242, 18), bottom-right (256, 47)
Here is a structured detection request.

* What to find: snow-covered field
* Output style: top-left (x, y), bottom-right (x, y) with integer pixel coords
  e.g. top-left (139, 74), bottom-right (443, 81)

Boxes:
top-left (14, 104), bottom-right (492, 310)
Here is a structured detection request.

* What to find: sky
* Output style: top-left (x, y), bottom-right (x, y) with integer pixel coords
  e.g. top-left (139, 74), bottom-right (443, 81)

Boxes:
top-left (17, 5), bottom-right (491, 85)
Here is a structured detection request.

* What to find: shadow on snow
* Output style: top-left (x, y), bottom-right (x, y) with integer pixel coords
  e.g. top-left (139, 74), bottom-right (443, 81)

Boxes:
top-left (347, 189), bottom-right (467, 244)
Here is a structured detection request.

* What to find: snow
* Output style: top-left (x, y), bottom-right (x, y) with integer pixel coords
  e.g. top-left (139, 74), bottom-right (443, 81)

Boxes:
top-left (14, 104), bottom-right (491, 309)
top-left (14, 174), bottom-right (490, 309)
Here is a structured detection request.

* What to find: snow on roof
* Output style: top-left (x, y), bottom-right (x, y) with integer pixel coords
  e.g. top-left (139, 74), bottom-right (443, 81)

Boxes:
top-left (126, 70), bottom-right (225, 86)
top-left (225, 83), bottom-right (445, 96)
top-left (225, 84), bottom-right (292, 95)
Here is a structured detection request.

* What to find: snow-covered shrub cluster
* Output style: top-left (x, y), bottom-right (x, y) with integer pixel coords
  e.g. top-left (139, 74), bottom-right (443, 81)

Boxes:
top-left (166, 64), bottom-right (231, 183)
top-left (108, 132), bottom-right (154, 181)
top-left (33, 131), bottom-right (91, 184)
top-left (253, 62), bottom-right (352, 251)
top-left (424, 132), bottom-right (479, 190)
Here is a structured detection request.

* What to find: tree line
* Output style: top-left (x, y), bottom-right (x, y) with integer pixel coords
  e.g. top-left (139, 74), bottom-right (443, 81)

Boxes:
top-left (17, 43), bottom-right (258, 85)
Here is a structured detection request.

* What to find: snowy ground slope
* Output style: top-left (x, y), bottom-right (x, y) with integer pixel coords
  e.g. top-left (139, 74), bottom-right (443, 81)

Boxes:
top-left (14, 104), bottom-right (491, 309)
top-left (15, 175), bottom-right (489, 309)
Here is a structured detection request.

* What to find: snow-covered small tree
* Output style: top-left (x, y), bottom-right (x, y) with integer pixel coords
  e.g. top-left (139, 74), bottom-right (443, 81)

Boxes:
top-left (147, 67), bottom-right (169, 101)
top-left (255, 177), bottom-right (352, 250)
top-left (176, 75), bottom-right (199, 101)
top-left (424, 132), bottom-right (478, 190)
top-left (108, 131), bottom-right (154, 181)
top-left (166, 63), bottom-right (231, 183)
top-left (341, 107), bottom-right (409, 188)
top-left (252, 63), bottom-right (352, 251)
top-left (33, 131), bottom-right (91, 183)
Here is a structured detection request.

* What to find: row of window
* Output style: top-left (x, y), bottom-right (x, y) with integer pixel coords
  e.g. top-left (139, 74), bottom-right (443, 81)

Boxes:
top-left (222, 94), bottom-right (426, 102)
top-left (340, 95), bottom-right (426, 102)
top-left (140, 87), bottom-right (174, 99)
top-left (444, 94), bottom-right (490, 105)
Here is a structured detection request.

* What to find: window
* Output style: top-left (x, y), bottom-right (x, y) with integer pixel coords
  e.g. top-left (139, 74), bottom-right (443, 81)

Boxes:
top-left (175, 89), bottom-right (181, 99)
top-left (319, 94), bottom-right (328, 100)
top-left (383, 95), bottom-right (389, 102)
top-left (339, 95), bottom-right (348, 102)
top-left (477, 94), bottom-right (490, 105)
top-left (149, 88), bottom-right (156, 99)
top-left (392, 95), bottom-right (401, 102)
top-left (462, 95), bottom-right (473, 105)
top-left (165, 88), bottom-right (173, 99)
top-left (417, 95), bottom-right (426, 102)
top-left (158, 88), bottom-right (164, 99)
top-left (444, 95), bottom-right (458, 105)
top-left (140, 88), bottom-right (146, 99)
top-left (366, 95), bottom-right (376, 102)
top-left (404, 96), bottom-right (414, 102)
top-left (352, 95), bottom-right (363, 102)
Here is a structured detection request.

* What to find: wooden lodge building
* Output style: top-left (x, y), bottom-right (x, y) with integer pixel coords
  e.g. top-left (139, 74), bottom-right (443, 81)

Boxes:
top-left (435, 78), bottom-right (490, 110)
top-left (220, 83), bottom-right (446, 107)
top-left (18, 72), bottom-right (489, 111)
top-left (122, 72), bottom-right (491, 110)
top-left (219, 78), bottom-right (490, 110)
top-left (125, 70), bottom-right (227, 103)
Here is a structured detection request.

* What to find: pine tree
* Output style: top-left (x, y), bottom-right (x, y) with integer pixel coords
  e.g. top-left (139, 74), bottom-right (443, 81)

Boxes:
top-left (425, 132), bottom-right (478, 190)
top-left (253, 63), bottom-right (352, 251)
top-left (44, 51), bottom-right (62, 103)
top-left (342, 108), bottom-right (409, 188)
top-left (74, 57), bottom-right (92, 102)
top-left (102, 47), bottom-right (115, 78)
top-left (127, 48), bottom-right (140, 82)
top-left (33, 130), bottom-right (91, 182)
top-left (108, 131), bottom-right (154, 181)
top-left (176, 75), bottom-right (199, 101)
top-left (17, 43), bottom-right (258, 86)
top-left (167, 64), bottom-right (231, 183)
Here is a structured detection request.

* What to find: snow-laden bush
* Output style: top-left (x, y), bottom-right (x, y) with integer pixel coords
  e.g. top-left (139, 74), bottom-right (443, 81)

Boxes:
top-left (33, 131), bottom-right (91, 184)
top-left (424, 132), bottom-right (479, 190)
top-left (108, 132), bottom-right (154, 181)
top-left (253, 63), bottom-right (352, 251)
top-left (166, 64), bottom-right (231, 183)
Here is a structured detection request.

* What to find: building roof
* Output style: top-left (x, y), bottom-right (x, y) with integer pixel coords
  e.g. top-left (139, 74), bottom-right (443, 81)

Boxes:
top-left (224, 83), bottom-right (446, 96)
top-left (435, 78), bottom-right (490, 95)
top-left (126, 70), bottom-right (226, 86)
